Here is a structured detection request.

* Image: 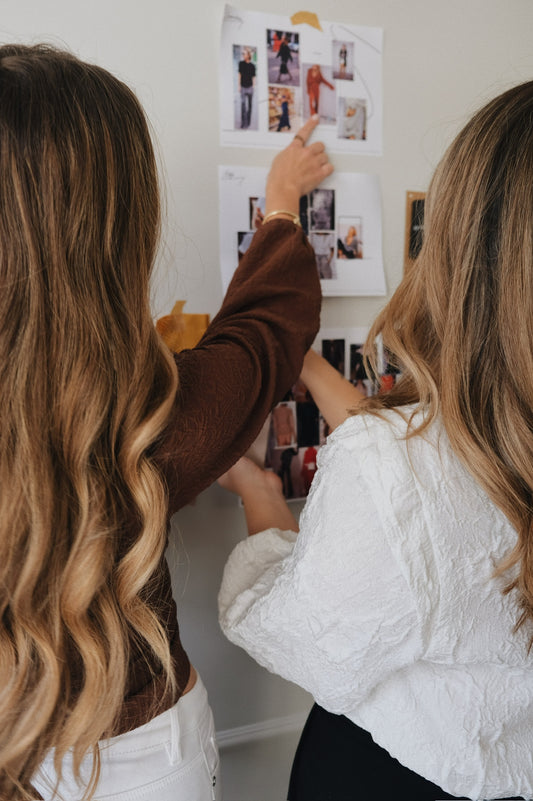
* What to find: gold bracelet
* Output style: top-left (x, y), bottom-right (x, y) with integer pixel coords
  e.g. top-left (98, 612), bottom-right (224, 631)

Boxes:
top-left (262, 210), bottom-right (302, 227)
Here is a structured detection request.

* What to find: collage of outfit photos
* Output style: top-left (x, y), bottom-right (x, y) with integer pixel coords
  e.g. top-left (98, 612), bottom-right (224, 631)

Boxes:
top-left (233, 30), bottom-right (366, 140)
top-left (220, 165), bottom-right (385, 297)
top-left (237, 191), bottom-right (364, 282)
top-left (259, 336), bottom-right (401, 502)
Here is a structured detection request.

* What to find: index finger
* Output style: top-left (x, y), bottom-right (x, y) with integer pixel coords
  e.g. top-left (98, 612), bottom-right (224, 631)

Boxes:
top-left (292, 114), bottom-right (320, 146)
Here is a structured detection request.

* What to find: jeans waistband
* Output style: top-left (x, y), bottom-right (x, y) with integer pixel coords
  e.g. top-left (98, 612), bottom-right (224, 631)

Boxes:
top-left (100, 673), bottom-right (209, 756)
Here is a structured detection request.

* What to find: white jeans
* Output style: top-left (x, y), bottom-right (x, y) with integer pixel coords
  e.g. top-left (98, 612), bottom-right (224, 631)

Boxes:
top-left (33, 674), bottom-right (221, 801)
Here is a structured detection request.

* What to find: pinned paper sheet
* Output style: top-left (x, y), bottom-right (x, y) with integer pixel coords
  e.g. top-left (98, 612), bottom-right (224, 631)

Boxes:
top-left (219, 166), bottom-right (386, 297)
top-left (290, 11), bottom-right (322, 31)
top-left (156, 301), bottom-right (210, 353)
top-left (220, 6), bottom-right (383, 154)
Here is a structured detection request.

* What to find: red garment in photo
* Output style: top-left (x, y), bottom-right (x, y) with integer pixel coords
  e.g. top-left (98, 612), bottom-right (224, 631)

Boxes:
top-left (380, 374), bottom-right (395, 394)
top-left (301, 446), bottom-right (318, 494)
top-left (306, 65), bottom-right (334, 115)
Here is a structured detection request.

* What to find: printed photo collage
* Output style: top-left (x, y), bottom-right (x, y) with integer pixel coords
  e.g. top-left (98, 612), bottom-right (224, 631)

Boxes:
top-left (250, 331), bottom-right (401, 502)
top-left (220, 167), bottom-right (385, 297)
top-left (233, 31), bottom-right (366, 141)
top-left (237, 190), bottom-right (364, 282)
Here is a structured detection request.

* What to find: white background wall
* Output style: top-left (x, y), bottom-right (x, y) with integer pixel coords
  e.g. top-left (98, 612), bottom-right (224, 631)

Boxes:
top-left (3, 0), bottom-right (533, 744)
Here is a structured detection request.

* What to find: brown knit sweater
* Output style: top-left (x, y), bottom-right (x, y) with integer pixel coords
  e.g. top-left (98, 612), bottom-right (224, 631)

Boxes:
top-left (117, 219), bottom-right (321, 733)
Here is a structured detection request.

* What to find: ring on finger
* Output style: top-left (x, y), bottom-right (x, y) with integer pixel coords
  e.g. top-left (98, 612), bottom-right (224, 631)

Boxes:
top-left (293, 134), bottom-right (305, 144)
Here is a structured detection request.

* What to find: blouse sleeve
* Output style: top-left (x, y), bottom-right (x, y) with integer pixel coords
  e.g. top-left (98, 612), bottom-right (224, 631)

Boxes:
top-left (155, 219), bottom-right (321, 514)
top-left (218, 417), bottom-right (423, 717)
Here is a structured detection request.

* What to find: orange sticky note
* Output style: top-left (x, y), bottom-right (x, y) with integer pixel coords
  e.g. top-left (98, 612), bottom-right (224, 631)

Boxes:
top-left (290, 11), bottom-right (322, 31)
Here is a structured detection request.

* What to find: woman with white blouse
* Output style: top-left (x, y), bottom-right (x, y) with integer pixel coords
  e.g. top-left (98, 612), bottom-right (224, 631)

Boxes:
top-left (217, 81), bottom-right (533, 801)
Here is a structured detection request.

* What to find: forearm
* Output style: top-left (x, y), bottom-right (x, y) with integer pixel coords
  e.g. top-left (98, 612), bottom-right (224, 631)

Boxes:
top-left (242, 484), bottom-right (299, 535)
top-left (157, 223), bottom-right (320, 513)
top-left (212, 220), bottom-right (321, 376)
top-left (218, 457), bottom-right (299, 535)
top-left (301, 349), bottom-right (366, 430)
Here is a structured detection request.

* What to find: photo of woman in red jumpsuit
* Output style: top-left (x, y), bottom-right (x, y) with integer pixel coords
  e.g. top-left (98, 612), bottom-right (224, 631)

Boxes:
top-left (306, 64), bottom-right (334, 117)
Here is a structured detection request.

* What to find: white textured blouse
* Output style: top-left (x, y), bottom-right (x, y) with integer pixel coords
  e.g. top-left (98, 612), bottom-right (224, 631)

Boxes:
top-left (218, 408), bottom-right (533, 800)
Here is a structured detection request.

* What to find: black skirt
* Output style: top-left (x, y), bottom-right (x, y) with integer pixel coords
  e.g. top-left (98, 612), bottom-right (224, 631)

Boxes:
top-left (287, 704), bottom-right (523, 801)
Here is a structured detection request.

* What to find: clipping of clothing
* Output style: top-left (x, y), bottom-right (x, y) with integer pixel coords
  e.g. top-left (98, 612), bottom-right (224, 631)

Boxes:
top-left (219, 407), bottom-right (533, 800)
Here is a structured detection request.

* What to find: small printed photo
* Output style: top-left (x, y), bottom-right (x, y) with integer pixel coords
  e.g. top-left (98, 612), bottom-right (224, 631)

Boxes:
top-left (408, 195), bottom-right (425, 261)
top-left (332, 40), bottom-right (355, 80)
top-left (264, 378), bottom-right (320, 499)
top-left (249, 196), bottom-right (265, 229)
top-left (303, 63), bottom-right (336, 125)
top-left (380, 347), bottom-right (402, 393)
top-left (337, 216), bottom-right (363, 259)
top-left (271, 400), bottom-right (297, 449)
top-left (237, 231), bottom-right (254, 262)
top-left (266, 29), bottom-right (300, 87)
top-left (350, 343), bottom-right (373, 396)
top-left (309, 232), bottom-right (337, 280)
top-left (296, 393), bottom-right (320, 447)
top-left (309, 188), bottom-right (335, 231)
top-left (380, 372), bottom-right (397, 393)
top-left (268, 85), bottom-right (302, 132)
top-left (233, 45), bottom-right (258, 131)
top-left (322, 338), bottom-right (345, 375)
top-left (338, 98), bottom-right (366, 140)
top-left (267, 446), bottom-right (304, 500)
top-left (299, 444), bottom-right (319, 496)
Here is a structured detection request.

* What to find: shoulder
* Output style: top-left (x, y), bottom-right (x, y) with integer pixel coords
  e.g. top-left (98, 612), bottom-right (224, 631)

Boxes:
top-left (320, 405), bottom-right (477, 513)
top-left (309, 409), bottom-right (412, 524)
top-left (322, 405), bottom-right (431, 466)
top-left (328, 405), bottom-right (416, 441)
top-left (300, 406), bottom-right (432, 548)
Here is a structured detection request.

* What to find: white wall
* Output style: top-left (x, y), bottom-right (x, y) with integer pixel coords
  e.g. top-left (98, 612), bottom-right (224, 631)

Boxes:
top-left (3, 0), bottom-right (533, 738)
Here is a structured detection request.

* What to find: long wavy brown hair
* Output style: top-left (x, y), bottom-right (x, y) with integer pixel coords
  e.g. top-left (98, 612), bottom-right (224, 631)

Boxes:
top-left (362, 80), bottom-right (533, 643)
top-left (0, 45), bottom-right (178, 799)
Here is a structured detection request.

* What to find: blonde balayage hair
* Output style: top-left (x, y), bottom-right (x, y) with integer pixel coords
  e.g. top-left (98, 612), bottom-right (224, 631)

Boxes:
top-left (0, 45), bottom-right (178, 798)
top-left (363, 80), bottom-right (533, 643)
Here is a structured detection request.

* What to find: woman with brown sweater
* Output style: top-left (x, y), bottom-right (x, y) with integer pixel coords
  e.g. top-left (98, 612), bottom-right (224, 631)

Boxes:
top-left (0, 45), bottom-right (332, 800)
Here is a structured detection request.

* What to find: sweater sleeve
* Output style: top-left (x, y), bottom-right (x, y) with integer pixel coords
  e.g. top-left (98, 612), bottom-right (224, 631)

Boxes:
top-left (218, 416), bottom-right (423, 717)
top-left (156, 219), bottom-right (321, 514)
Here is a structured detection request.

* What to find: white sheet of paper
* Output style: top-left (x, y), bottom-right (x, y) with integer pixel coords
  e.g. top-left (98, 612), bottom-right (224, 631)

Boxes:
top-left (219, 166), bottom-right (386, 297)
top-left (220, 5), bottom-right (383, 155)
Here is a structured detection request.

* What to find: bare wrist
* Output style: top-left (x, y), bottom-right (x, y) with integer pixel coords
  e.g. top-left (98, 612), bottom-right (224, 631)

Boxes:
top-left (265, 184), bottom-right (300, 217)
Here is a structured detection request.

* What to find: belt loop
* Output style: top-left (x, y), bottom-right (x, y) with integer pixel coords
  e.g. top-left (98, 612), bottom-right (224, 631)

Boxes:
top-left (166, 703), bottom-right (182, 765)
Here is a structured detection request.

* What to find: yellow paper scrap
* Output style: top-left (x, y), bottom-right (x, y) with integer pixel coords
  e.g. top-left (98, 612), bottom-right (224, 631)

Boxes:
top-left (156, 301), bottom-right (210, 353)
top-left (290, 11), bottom-right (322, 31)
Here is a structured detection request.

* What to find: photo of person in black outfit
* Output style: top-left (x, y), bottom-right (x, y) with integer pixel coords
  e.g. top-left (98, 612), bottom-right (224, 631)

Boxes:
top-left (267, 29), bottom-right (300, 87)
top-left (233, 45), bottom-right (257, 130)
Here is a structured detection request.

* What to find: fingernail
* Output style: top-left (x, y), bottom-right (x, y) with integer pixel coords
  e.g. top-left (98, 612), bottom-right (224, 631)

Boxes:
top-left (312, 114), bottom-right (319, 120)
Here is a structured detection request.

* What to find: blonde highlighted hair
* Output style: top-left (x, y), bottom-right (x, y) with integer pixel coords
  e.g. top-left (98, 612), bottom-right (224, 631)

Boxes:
top-left (362, 80), bottom-right (533, 643)
top-left (0, 45), bottom-right (178, 798)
